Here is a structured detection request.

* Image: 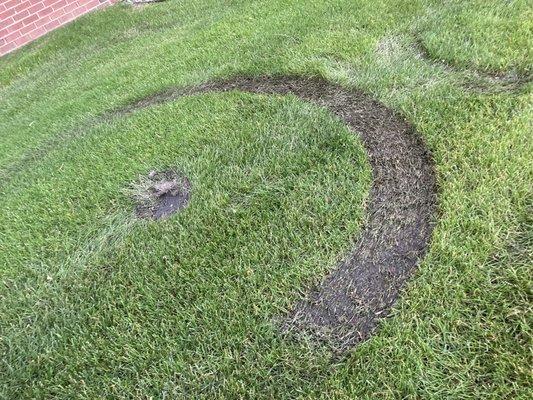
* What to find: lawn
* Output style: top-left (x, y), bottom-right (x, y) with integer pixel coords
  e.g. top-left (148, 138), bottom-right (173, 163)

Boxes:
top-left (0, 0), bottom-right (531, 398)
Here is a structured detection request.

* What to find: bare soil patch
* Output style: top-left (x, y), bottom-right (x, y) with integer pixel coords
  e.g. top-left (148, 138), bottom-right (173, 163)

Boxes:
top-left (131, 170), bottom-right (191, 220)
top-left (5, 76), bottom-right (438, 351)
top-left (121, 76), bottom-right (436, 351)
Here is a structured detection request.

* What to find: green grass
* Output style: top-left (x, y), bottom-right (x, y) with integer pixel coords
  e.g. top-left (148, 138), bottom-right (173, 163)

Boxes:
top-left (416, 0), bottom-right (532, 74)
top-left (0, 0), bottom-right (531, 398)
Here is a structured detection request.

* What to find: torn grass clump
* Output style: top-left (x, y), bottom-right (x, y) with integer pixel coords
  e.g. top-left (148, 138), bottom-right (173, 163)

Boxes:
top-left (129, 169), bottom-right (191, 220)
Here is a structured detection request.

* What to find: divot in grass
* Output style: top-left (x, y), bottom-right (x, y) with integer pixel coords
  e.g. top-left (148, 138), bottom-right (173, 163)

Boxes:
top-left (129, 169), bottom-right (191, 220)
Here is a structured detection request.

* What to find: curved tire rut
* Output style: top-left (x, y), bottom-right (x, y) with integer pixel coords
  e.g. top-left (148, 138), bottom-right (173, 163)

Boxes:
top-left (4, 75), bottom-right (438, 351)
top-left (412, 38), bottom-right (532, 93)
top-left (121, 75), bottom-right (438, 351)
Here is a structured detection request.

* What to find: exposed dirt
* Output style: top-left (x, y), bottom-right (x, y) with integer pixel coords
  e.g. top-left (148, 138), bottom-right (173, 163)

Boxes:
top-left (412, 37), bottom-right (532, 93)
top-left (3, 75), bottom-right (438, 351)
top-left (118, 76), bottom-right (437, 351)
top-left (133, 170), bottom-right (191, 220)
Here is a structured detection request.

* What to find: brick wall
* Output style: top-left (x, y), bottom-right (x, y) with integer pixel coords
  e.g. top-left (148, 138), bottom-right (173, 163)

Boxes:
top-left (0, 0), bottom-right (118, 56)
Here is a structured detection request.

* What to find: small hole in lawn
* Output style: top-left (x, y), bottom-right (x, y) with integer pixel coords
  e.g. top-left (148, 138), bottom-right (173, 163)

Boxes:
top-left (131, 170), bottom-right (191, 220)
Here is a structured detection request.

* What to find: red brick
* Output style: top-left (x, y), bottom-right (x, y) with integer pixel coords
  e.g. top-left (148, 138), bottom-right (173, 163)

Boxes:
top-left (0, 41), bottom-right (18, 55)
top-left (83, 0), bottom-right (100, 11)
top-left (4, 0), bottom-right (23, 11)
top-left (28, 25), bottom-right (47, 39)
top-left (52, 0), bottom-right (67, 10)
top-left (35, 14), bottom-right (51, 25)
top-left (57, 12), bottom-right (73, 24)
top-left (69, 4), bottom-right (86, 16)
top-left (14, 1), bottom-right (32, 13)
top-left (57, 14), bottom-right (70, 25)
top-left (0, 8), bottom-right (16, 20)
top-left (14, 35), bottom-right (32, 46)
top-left (27, 2), bottom-right (45, 14)
top-left (1, 16), bottom-right (15, 27)
top-left (5, 20), bottom-right (24, 33)
top-left (1, 0), bottom-right (117, 56)
top-left (3, 30), bottom-right (21, 43)
top-left (43, 18), bottom-right (60, 31)
top-left (38, 6), bottom-right (53, 17)
top-left (97, 1), bottom-right (111, 9)
top-left (61, 2), bottom-right (77, 13)
top-left (9, 9), bottom-right (29, 21)
top-left (47, 8), bottom-right (65, 21)
top-left (72, 4), bottom-right (87, 16)
top-left (19, 22), bottom-right (36, 35)
top-left (21, 12), bottom-right (38, 26)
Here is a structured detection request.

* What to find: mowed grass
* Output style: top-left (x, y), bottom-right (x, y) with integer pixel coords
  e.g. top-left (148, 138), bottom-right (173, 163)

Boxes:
top-left (0, 0), bottom-right (532, 398)
top-left (416, 0), bottom-right (532, 74)
top-left (0, 95), bottom-right (371, 398)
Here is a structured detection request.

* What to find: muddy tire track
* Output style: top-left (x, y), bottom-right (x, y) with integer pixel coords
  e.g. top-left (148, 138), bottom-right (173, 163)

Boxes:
top-left (1, 76), bottom-right (437, 351)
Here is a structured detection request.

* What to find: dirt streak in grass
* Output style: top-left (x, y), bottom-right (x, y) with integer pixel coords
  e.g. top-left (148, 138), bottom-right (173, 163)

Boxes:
top-left (1, 76), bottom-right (437, 351)
top-left (412, 37), bottom-right (533, 94)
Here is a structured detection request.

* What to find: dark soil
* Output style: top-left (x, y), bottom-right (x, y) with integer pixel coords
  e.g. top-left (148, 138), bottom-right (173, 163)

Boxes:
top-left (123, 75), bottom-right (436, 351)
top-left (4, 75), bottom-right (438, 351)
top-left (134, 170), bottom-right (191, 220)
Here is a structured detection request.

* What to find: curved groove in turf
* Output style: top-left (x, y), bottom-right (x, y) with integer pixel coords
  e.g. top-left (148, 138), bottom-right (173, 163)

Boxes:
top-left (413, 38), bottom-right (532, 93)
top-left (115, 75), bottom-right (437, 351)
top-left (3, 76), bottom-right (438, 351)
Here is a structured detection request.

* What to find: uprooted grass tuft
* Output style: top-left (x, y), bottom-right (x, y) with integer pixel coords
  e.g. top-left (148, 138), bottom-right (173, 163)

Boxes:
top-left (127, 169), bottom-right (191, 219)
